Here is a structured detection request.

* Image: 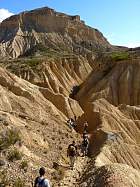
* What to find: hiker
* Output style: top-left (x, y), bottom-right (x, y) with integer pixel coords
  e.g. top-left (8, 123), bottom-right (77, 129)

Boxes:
top-left (73, 115), bottom-right (77, 129)
top-left (34, 167), bottom-right (51, 187)
top-left (67, 118), bottom-right (76, 130)
top-left (67, 118), bottom-right (73, 129)
top-left (82, 137), bottom-right (89, 156)
top-left (83, 121), bottom-right (88, 133)
top-left (72, 117), bottom-right (77, 129)
top-left (83, 131), bottom-right (89, 139)
top-left (67, 141), bottom-right (77, 169)
top-left (74, 115), bottom-right (77, 121)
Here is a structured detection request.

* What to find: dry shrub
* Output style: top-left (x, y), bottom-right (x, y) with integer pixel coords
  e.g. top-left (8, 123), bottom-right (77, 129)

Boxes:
top-left (7, 148), bottom-right (22, 162)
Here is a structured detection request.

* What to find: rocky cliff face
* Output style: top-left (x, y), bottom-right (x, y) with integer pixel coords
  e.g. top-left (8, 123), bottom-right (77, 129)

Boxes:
top-left (0, 7), bottom-right (111, 59)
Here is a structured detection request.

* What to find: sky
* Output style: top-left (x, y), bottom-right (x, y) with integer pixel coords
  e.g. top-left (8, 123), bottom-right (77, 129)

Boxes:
top-left (0, 0), bottom-right (140, 48)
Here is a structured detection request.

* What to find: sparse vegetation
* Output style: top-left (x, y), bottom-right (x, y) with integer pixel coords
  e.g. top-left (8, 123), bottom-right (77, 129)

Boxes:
top-left (0, 129), bottom-right (21, 150)
top-left (0, 170), bottom-right (9, 186)
top-left (20, 160), bottom-right (28, 170)
top-left (22, 43), bottom-right (48, 56)
top-left (13, 178), bottom-right (25, 187)
top-left (110, 51), bottom-right (129, 61)
top-left (23, 58), bottom-right (41, 67)
top-left (23, 43), bottom-right (71, 58)
top-left (7, 148), bottom-right (22, 162)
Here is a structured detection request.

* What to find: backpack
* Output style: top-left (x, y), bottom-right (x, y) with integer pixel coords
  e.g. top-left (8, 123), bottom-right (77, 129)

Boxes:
top-left (68, 145), bottom-right (76, 156)
top-left (35, 178), bottom-right (46, 187)
top-left (83, 138), bottom-right (89, 147)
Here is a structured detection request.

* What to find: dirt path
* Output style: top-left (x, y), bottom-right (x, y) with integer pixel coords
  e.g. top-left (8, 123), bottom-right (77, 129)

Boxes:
top-left (59, 156), bottom-right (90, 187)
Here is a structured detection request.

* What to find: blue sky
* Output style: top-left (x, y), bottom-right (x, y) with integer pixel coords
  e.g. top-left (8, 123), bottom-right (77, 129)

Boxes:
top-left (0, 0), bottom-right (140, 47)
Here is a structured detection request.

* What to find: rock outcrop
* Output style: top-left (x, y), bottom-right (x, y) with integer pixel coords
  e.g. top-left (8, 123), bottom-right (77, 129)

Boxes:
top-left (0, 7), bottom-right (111, 58)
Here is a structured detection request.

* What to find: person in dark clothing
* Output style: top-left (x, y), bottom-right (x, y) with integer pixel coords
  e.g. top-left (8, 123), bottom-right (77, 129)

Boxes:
top-left (74, 115), bottom-right (77, 121)
top-left (67, 118), bottom-right (77, 130)
top-left (67, 141), bottom-right (77, 169)
top-left (83, 122), bottom-right (88, 133)
top-left (83, 132), bottom-right (88, 139)
top-left (82, 137), bottom-right (89, 156)
top-left (67, 118), bottom-right (73, 129)
top-left (34, 167), bottom-right (50, 187)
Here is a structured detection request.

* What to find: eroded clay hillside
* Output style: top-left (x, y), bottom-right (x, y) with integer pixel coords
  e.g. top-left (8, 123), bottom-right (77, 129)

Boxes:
top-left (2, 55), bottom-right (92, 96)
top-left (75, 58), bottom-right (140, 186)
top-left (0, 66), bottom-right (84, 186)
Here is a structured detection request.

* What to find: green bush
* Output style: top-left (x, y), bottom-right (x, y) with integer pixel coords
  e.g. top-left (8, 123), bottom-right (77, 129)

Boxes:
top-left (110, 52), bottom-right (129, 61)
top-left (7, 148), bottom-right (22, 162)
top-left (0, 129), bottom-right (21, 150)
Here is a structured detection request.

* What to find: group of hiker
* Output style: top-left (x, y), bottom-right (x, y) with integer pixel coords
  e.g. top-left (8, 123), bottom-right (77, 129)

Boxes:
top-left (33, 119), bottom-right (89, 186)
top-left (67, 121), bottom-right (89, 169)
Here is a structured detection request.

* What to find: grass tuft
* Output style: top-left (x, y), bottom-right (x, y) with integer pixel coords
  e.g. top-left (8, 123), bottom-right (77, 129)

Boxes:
top-left (0, 129), bottom-right (21, 150)
top-left (13, 178), bottom-right (25, 187)
top-left (20, 160), bottom-right (28, 170)
top-left (7, 148), bottom-right (22, 162)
